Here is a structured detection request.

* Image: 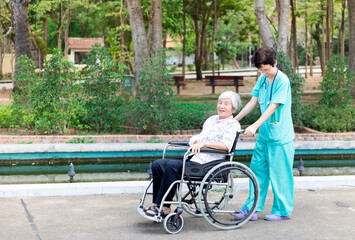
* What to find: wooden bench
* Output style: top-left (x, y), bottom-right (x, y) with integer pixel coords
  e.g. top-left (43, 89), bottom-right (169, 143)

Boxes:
top-left (204, 75), bottom-right (245, 94)
top-left (172, 76), bottom-right (186, 94)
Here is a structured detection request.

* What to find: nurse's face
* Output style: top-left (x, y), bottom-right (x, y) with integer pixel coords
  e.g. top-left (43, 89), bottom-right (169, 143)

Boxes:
top-left (257, 63), bottom-right (277, 78)
top-left (217, 98), bottom-right (234, 119)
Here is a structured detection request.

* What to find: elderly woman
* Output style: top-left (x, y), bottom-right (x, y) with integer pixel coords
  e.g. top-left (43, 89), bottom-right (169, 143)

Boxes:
top-left (145, 91), bottom-right (241, 218)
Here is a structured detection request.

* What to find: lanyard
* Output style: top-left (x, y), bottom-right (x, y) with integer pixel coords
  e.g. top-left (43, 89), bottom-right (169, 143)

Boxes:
top-left (261, 68), bottom-right (278, 105)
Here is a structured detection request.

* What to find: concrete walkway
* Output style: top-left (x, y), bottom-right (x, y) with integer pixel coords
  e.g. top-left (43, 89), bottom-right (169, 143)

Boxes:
top-left (0, 175), bottom-right (355, 198)
top-left (0, 187), bottom-right (354, 240)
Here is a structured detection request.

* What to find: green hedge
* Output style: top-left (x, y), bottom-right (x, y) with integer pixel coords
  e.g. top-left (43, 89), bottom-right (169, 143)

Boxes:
top-left (174, 103), bottom-right (216, 130)
top-left (302, 105), bottom-right (355, 132)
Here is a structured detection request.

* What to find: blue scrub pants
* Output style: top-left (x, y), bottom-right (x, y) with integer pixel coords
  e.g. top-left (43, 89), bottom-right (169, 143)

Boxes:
top-left (243, 140), bottom-right (295, 216)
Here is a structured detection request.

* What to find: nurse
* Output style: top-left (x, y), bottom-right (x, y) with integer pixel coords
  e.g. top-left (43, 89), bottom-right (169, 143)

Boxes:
top-left (232, 47), bottom-right (295, 221)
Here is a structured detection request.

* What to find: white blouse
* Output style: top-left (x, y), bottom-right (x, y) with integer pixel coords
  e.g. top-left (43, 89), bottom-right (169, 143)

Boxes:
top-left (188, 115), bottom-right (241, 164)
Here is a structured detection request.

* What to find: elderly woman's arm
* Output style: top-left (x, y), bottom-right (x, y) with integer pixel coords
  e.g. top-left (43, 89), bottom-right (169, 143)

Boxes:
top-left (188, 141), bottom-right (228, 155)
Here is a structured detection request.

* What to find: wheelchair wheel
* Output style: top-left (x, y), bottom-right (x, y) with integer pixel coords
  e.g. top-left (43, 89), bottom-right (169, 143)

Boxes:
top-left (163, 213), bottom-right (184, 234)
top-left (198, 162), bottom-right (259, 230)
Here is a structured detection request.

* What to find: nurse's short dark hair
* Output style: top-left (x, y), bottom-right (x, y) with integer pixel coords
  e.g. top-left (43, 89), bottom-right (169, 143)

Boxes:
top-left (253, 47), bottom-right (276, 68)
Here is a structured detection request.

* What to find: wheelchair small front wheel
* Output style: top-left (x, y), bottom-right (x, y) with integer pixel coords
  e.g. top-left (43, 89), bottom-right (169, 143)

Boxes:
top-left (163, 213), bottom-right (184, 234)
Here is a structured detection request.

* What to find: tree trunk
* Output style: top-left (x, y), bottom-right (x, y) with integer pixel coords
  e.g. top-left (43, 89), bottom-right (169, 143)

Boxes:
top-left (182, 0), bottom-right (186, 77)
top-left (0, 40), bottom-right (3, 80)
top-left (290, 0), bottom-right (298, 73)
top-left (12, 0), bottom-right (32, 80)
top-left (64, 0), bottom-right (71, 58)
top-left (150, 0), bottom-right (162, 56)
top-left (254, 0), bottom-right (276, 50)
top-left (276, 0), bottom-right (290, 53)
top-left (211, 0), bottom-right (217, 75)
top-left (193, 17), bottom-right (202, 80)
top-left (120, 0), bottom-right (126, 53)
top-left (340, 0), bottom-right (345, 58)
top-left (326, 0), bottom-right (333, 60)
top-left (321, 3), bottom-right (326, 76)
top-left (42, 17), bottom-right (48, 49)
top-left (348, 0), bottom-right (355, 97)
top-left (305, 2), bottom-right (308, 79)
top-left (57, 1), bottom-right (63, 50)
top-left (222, 44), bottom-right (228, 70)
top-left (314, 23), bottom-right (325, 76)
top-left (310, 33), bottom-right (313, 76)
top-left (232, 57), bottom-right (240, 69)
top-left (126, 0), bottom-right (149, 95)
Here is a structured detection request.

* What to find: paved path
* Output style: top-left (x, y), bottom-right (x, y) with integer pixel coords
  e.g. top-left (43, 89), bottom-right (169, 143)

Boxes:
top-left (0, 188), bottom-right (354, 240)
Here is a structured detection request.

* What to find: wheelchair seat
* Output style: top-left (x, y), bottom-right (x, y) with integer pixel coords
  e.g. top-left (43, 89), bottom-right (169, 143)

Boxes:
top-left (184, 159), bottom-right (228, 181)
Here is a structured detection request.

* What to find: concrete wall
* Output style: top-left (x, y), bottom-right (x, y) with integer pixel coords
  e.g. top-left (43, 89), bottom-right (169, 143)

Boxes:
top-left (1, 54), bottom-right (53, 76)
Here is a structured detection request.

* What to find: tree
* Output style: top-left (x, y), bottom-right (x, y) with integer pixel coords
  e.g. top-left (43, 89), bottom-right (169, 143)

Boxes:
top-left (185, 0), bottom-right (239, 79)
top-left (126, 0), bottom-right (163, 96)
top-left (12, 0), bottom-right (32, 80)
top-left (348, 0), bottom-right (355, 97)
top-left (254, 0), bottom-right (289, 54)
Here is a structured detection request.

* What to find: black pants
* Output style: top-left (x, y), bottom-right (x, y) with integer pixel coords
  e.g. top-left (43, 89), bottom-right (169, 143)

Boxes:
top-left (152, 158), bottom-right (200, 206)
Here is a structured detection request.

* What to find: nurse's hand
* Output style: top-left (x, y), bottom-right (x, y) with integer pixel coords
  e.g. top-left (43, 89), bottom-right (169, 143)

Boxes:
top-left (245, 125), bottom-right (257, 137)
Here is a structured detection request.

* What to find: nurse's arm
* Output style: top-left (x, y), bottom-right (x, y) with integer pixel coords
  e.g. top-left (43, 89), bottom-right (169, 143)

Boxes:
top-left (234, 96), bottom-right (258, 121)
top-left (244, 103), bottom-right (280, 136)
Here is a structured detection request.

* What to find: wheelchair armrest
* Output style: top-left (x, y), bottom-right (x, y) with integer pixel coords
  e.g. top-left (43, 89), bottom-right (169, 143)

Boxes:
top-left (168, 141), bottom-right (190, 146)
top-left (199, 147), bottom-right (229, 155)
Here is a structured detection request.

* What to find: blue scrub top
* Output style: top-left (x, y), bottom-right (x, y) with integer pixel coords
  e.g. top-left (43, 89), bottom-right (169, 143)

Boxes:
top-left (251, 70), bottom-right (295, 145)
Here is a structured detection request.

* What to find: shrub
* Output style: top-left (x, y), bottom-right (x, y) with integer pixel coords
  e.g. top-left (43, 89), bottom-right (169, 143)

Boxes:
top-left (31, 49), bottom-right (83, 134)
top-left (238, 105), bottom-right (261, 127)
top-left (174, 103), bottom-right (216, 130)
top-left (320, 55), bottom-right (354, 107)
top-left (127, 52), bottom-right (178, 134)
top-left (276, 51), bottom-right (305, 126)
top-left (187, 64), bottom-right (194, 71)
top-left (0, 105), bottom-right (13, 128)
top-left (302, 105), bottom-right (355, 132)
top-left (11, 55), bottom-right (38, 129)
top-left (80, 44), bottom-right (127, 132)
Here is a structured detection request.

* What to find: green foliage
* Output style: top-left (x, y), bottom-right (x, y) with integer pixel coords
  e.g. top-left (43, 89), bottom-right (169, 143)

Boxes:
top-left (128, 53), bottom-right (178, 134)
top-left (0, 105), bottom-right (13, 128)
top-left (11, 55), bottom-right (39, 129)
top-left (238, 105), bottom-right (261, 126)
top-left (81, 44), bottom-right (127, 132)
top-left (187, 64), bottom-right (194, 71)
top-left (66, 137), bottom-right (97, 144)
top-left (319, 55), bottom-right (354, 107)
top-left (174, 103), bottom-right (216, 130)
top-left (302, 105), bottom-right (355, 132)
top-left (11, 51), bottom-right (83, 134)
top-left (276, 51), bottom-right (305, 126)
top-left (32, 49), bottom-right (83, 134)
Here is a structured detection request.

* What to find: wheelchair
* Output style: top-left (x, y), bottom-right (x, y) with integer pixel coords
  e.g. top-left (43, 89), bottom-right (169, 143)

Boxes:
top-left (137, 131), bottom-right (260, 234)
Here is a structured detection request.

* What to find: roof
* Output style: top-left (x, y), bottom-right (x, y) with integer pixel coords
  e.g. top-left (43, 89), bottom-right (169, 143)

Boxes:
top-left (68, 38), bottom-right (104, 50)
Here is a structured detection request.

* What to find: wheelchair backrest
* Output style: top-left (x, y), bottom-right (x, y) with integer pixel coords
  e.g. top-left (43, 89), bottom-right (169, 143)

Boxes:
top-left (229, 131), bottom-right (241, 154)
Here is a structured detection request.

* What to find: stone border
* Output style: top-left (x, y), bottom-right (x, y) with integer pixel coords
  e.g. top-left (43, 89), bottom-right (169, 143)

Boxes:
top-left (0, 132), bottom-right (354, 144)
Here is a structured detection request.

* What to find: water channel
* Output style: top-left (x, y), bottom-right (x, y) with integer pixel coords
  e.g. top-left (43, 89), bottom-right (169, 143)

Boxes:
top-left (0, 148), bottom-right (354, 184)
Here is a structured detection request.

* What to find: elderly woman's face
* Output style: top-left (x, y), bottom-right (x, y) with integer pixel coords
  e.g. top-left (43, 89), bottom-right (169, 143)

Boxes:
top-left (217, 98), bottom-right (234, 119)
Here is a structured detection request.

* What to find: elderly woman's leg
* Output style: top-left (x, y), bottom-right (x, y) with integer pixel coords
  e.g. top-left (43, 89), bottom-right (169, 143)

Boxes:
top-left (148, 158), bottom-right (199, 216)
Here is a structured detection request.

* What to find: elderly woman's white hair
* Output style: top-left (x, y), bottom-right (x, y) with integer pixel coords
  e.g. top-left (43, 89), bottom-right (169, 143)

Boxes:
top-left (218, 91), bottom-right (241, 111)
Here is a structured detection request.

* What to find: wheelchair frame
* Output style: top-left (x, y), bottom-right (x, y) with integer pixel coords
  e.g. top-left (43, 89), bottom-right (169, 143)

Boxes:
top-left (137, 131), bottom-right (260, 234)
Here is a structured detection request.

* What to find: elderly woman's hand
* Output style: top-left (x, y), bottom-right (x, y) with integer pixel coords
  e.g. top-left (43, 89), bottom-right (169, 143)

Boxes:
top-left (188, 142), bottom-right (204, 155)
